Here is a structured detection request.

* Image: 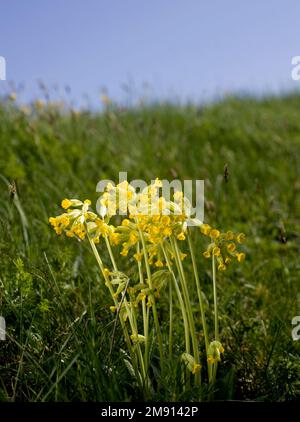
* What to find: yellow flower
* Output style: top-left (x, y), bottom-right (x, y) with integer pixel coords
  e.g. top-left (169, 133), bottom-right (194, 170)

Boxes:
top-left (152, 215), bottom-right (160, 223)
top-left (200, 224), bottom-right (211, 236)
top-left (150, 226), bottom-right (160, 235)
top-left (157, 197), bottom-right (166, 211)
top-left (163, 227), bottom-right (172, 236)
top-left (60, 216), bottom-right (70, 226)
top-left (225, 256), bottom-right (231, 264)
top-left (134, 252), bottom-right (142, 262)
top-left (139, 292), bottom-right (147, 301)
top-left (154, 177), bottom-right (163, 188)
top-left (127, 190), bottom-right (133, 200)
top-left (49, 217), bottom-right (57, 226)
top-left (78, 231), bottom-right (86, 240)
top-left (109, 306), bottom-right (116, 313)
top-left (203, 250), bottom-right (211, 258)
top-left (122, 219), bottom-right (130, 226)
top-left (73, 224), bottom-right (83, 236)
top-left (106, 182), bottom-right (115, 191)
top-left (129, 232), bottom-right (138, 244)
top-left (192, 363), bottom-right (201, 374)
top-left (161, 215), bottom-right (170, 225)
top-left (66, 230), bottom-right (74, 238)
top-left (227, 242), bottom-right (236, 253)
top-left (225, 231), bottom-right (234, 240)
top-left (84, 199), bottom-right (91, 205)
top-left (212, 246), bottom-right (221, 257)
top-left (177, 232), bottom-right (185, 241)
top-left (103, 268), bottom-right (110, 277)
top-left (117, 180), bottom-right (129, 189)
top-left (210, 229), bottom-right (220, 239)
top-left (155, 260), bottom-right (164, 267)
top-left (207, 340), bottom-right (224, 364)
top-left (110, 232), bottom-right (120, 246)
top-left (236, 233), bottom-right (246, 243)
top-left (218, 263), bottom-right (226, 271)
top-left (236, 252), bottom-right (245, 263)
top-left (54, 227), bottom-right (62, 235)
top-left (120, 248), bottom-right (128, 257)
top-left (100, 193), bottom-right (109, 206)
top-left (61, 199), bottom-right (72, 209)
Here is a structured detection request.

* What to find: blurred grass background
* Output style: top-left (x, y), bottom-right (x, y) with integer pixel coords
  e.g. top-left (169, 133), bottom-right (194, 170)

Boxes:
top-left (0, 94), bottom-right (299, 401)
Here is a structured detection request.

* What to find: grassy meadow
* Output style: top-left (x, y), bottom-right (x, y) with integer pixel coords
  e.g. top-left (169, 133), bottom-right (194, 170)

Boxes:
top-left (0, 94), bottom-right (299, 401)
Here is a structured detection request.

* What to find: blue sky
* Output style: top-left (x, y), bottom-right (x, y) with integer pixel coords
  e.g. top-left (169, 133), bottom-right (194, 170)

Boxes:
top-left (0, 0), bottom-right (300, 107)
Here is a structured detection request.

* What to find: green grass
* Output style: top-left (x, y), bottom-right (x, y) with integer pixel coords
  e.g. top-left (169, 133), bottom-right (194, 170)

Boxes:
top-left (0, 94), bottom-right (299, 401)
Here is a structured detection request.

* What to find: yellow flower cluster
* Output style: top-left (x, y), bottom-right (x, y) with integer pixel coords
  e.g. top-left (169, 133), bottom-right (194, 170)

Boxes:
top-left (49, 179), bottom-right (246, 389)
top-left (95, 179), bottom-right (199, 267)
top-left (49, 195), bottom-right (133, 251)
top-left (50, 182), bottom-right (246, 274)
top-left (49, 198), bottom-right (115, 242)
top-left (200, 224), bottom-right (246, 271)
top-left (98, 178), bottom-right (200, 224)
top-left (114, 212), bottom-right (187, 266)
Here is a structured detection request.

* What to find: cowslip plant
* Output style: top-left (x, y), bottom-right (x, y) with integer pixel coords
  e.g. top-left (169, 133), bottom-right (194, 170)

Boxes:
top-left (49, 178), bottom-right (246, 397)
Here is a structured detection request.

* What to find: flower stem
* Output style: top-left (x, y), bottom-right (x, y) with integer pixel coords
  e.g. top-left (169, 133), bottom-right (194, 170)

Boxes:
top-left (103, 235), bottom-right (148, 386)
top-left (212, 254), bottom-right (219, 341)
top-left (138, 229), bottom-right (165, 374)
top-left (87, 234), bottom-right (143, 388)
top-left (187, 231), bottom-right (209, 355)
top-left (168, 279), bottom-right (173, 360)
top-left (171, 237), bottom-right (201, 385)
top-left (104, 235), bottom-right (118, 271)
top-left (137, 242), bottom-right (150, 373)
top-left (161, 243), bottom-right (190, 354)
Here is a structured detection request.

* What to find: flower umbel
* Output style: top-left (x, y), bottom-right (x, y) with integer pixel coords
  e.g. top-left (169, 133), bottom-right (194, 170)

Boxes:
top-left (201, 224), bottom-right (246, 271)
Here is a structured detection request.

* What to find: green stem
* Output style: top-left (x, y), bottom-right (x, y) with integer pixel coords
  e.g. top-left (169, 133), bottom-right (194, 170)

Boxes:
top-left (103, 235), bottom-right (148, 385)
top-left (103, 235), bottom-right (137, 337)
top-left (212, 254), bottom-right (219, 341)
top-left (131, 305), bottom-right (147, 383)
top-left (209, 255), bottom-right (219, 389)
top-left (104, 235), bottom-right (118, 271)
top-left (161, 243), bottom-right (190, 354)
top-left (187, 231), bottom-right (209, 355)
top-left (87, 234), bottom-right (141, 387)
top-left (138, 228), bottom-right (165, 374)
top-left (87, 234), bottom-right (115, 298)
top-left (171, 237), bottom-right (200, 385)
top-left (168, 280), bottom-right (173, 360)
top-left (137, 242), bottom-right (150, 373)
